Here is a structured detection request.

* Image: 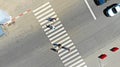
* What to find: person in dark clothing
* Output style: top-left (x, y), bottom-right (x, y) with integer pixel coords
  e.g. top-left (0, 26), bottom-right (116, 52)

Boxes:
top-left (47, 17), bottom-right (56, 22)
top-left (53, 43), bottom-right (70, 52)
top-left (46, 25), bottom-right (55, 30)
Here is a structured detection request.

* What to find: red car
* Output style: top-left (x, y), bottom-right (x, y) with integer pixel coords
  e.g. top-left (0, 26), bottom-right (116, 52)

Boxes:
top-left (98, 54), bottom-right (107, 60)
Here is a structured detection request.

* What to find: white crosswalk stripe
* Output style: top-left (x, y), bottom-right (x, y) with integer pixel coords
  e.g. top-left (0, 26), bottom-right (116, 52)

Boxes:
top-left (48, 27), bottom-right (64, 38)
top-left (38, 12), bottom-right (55, 22)
top-left (60, 49), bottom-right (78, 59)
top-left (36, 8), bottom-right (53, 19)
top-left (63, 52), bottom-right (80, 63)
top-left (69, 59), bottom-right (84, 67)
top-left (51, 33), bottom-right (68, 43)
top-left (34, 5), bottom-right (51, 16)
top-left (40, 15), bottom-right (57, 25)
top-left (33, 2), bottom-right (50, 13)
top-left (59, 45), bottom-right (77, 57)
top-left (76, 62), bottom-right (86, 67)
top-left (33, 2), bottom-right (87, 67)
top-left (64, 56), bottom-right (81, 65)
top-left (58, 43), bottom-right (73, 53)
top-left (49, 30), bottom-right (66, 41)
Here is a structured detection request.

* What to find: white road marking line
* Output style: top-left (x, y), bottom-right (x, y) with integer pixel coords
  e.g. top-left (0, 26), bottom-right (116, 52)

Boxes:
top-left (63, 52), bottom-right (80, 63)
top-left (84, 0), bottom-right (96, 20)
top-left (40, 20), bottom-right (48, 25)
top-left (60, 49), bottom-right (77, 59)
top-left (33, 2), bottom-right (50, 13)
top-left (76, 62), bottom-right (86, 67)
top-left (69, 59), bottom-right (84, 67)
top-left (34, 5), bottom-right (52, 16)
top-left (49, 30), bottom-right (66, 41)
top-left (62, 40), bottom-right (72, 46)
top-left (44, 27), bottom-right (49, 32)
top-left (53, 21), bottom-right (62, 27)
top-left (46, 23), bottom-right (63, 34)
top-left (33, 3), bottom-right (87, 67)
top-left (57, 37), bottom-right (70, 45)
top-left (64, 53), bottom-right (80, 66)
top-left (83, 65), bottom-right (88, 67)
top-left (64, 56), bottom-right (81, 65)
top-left (40, 15), bottom-right (57, 25)
top-left (65, 43), bottom-right (74, 48)
top-left (59, 46), bottom-right (76, 57)
top-left (36, 9), bottom-right (54, 19)
top-left (38, 12), bottom-right (55, 22)
top-left (58, 43), bottom-right (73, 53)
top-left (59, 50), bottom-right (68, 57)
top-left (59, 44), bottom-right (75, 55)
top-left (51, 33), bottom-right (68, 43)
top-left (47, 27), bottom-right (64, 38)
top-left (58, 43), bottom-right (75, 53)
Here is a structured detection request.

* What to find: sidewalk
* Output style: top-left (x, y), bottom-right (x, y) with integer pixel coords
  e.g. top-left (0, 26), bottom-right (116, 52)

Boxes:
top-left (84, 38), bottom-right (120, 67)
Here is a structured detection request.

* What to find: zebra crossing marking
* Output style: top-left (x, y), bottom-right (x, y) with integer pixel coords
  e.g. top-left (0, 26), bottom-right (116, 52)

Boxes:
top-left (33, 2), bottom-right (87, 67)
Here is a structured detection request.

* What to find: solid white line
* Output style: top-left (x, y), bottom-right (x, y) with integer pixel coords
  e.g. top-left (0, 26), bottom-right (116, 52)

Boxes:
top-left (33, 2), bottom-right (50, 13)
top-left (84, 0), bottom-right (96, 20)
top-left (51, 33), bottom-right (68, 43)
top-left (63, 52), bottom-right (80, 63)
top-left (64, 56), bottom-right (81, 65)
top-left (36, 9), bottom-right (54, 19)
top-left (38, 12), bottom-right (55, 22)
top-left (46, 23), bottom-right (63, 34)
top-left (40, 15), bottom-right (57, 25)
top-left (76, 62), bottom-right (86, 67)
top-left (60, 49), bottom-right (77, 59)
top-left (34, 5), bottom-right (52, 16)
top-left (69, 59), bottom-right (84, 67)
top-left (49, 30), bottom-right (66, 41)
top-left (57, 37), bottom-right (70, 45)
top-left (48, 27), bottom-right (64, 38)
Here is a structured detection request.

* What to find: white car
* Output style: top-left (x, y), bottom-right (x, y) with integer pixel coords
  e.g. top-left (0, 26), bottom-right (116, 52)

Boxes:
top-left (104, 3), bottom-right (120, 17)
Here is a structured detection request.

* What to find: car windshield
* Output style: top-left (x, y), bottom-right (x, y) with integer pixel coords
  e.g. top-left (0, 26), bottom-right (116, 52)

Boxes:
top-left (112, 8), bottom-right (117, 14)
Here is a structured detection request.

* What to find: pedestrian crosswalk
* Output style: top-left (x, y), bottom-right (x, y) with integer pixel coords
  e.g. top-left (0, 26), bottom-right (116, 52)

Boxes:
top-left (33, 2), bottom-right (87, 67)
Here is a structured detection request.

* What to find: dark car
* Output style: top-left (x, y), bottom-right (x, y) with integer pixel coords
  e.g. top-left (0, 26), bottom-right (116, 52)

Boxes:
top-left (94, 0), bottom-right (107, 6)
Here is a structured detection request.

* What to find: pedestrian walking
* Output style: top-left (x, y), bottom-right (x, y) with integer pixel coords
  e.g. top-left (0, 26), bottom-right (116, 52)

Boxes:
top-left (46, 17), bottom-right (56, 22)
top-left (53, 43), bottom-right (62, 48)
top-left (53, 43), bottom-right (70, 52)
top-left (46, 25), bottom-right (55, 30)
top-left (61, 46), bottom-right (70, 52)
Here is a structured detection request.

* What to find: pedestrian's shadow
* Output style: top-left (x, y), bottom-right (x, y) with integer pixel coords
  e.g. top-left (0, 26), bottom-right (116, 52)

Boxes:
top-left (50, 48), bottom-right (58, 52)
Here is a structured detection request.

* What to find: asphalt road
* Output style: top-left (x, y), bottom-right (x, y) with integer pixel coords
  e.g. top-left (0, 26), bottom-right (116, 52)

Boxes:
top-left (0, 0), bottom-right (120, 67)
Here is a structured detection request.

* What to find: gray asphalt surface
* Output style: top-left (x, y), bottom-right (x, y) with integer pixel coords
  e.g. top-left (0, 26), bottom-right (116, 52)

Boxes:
top-left (0, 0), bottom-right (120, 67)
